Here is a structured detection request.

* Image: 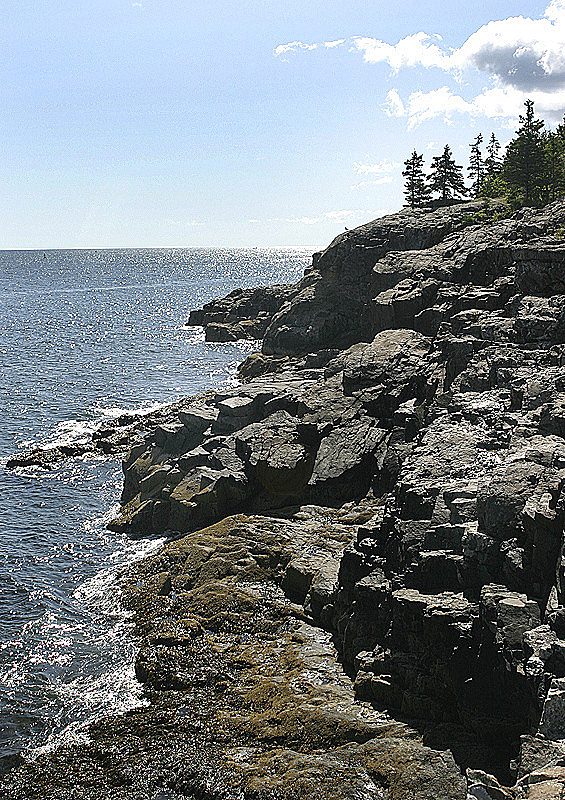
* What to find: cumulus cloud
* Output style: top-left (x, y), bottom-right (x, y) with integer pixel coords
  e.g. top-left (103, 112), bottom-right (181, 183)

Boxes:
top-left (275, 1), bottom-right (565, 120)
top-left (355, 2), bottom-right (565, 92)
top-left (454, 2), bottom-right (565, 90)
top-left (387, 83), bottom-right (565, 127)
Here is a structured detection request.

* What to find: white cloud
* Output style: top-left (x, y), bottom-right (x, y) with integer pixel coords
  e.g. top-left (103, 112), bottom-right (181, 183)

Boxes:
top-left (351, 177), bottom-right (394, 190)
top-left (384, 89), bottom-right (405, 117)
top-left (266, 209), bottom-right (393, 225)
top-left (353, 32), bottom-right (450, 71)
top-left (351, 4), bottom-right (565, 93)
top-left (454, 3), bottom-right (565, 91)
top-left (274, 41), bottom-right (319, 57)
top-left (353, 158), bottom-right (400, 176)
top-left (389, 83), bottom-right (565, 127)
top-left (288, 210), bottom-right (362, 224)
top-left (284, 216), bottom-right (320, 224)
top-left (274, 39), bottom-right (346, 57)
top-left (323, 210), bottom-right (361, 220)
top-left (386, 86), bottom-right (475, 128)
top-left (275, 2), bottom-right (565, 120)
top-left (266, 210), bottom-right (366, 225)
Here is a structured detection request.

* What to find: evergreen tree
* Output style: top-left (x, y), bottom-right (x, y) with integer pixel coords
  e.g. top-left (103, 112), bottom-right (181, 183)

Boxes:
top-left (484, 133), bottom-right (503, 178)
top-left (481, 133), bottom-right (506, 199)
top-left (541, 129), bottom-right (565, 203)
top-left (402, 150), bottom-right (430, 208)
top-left (503, 99), bottom-right (546, 205)
top-left (428, 144), bottom-right (467, 201)
top-left (468, 133), bottom-right (484, 197)
top-left (556, 115), bottom-right (565, 147)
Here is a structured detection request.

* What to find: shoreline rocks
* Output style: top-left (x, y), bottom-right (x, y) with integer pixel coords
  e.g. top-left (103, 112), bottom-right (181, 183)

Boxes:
top-left (7, 200), bottom-right (565, 796)
top-left (187, 284), bottom-right (296, 342)
top-left (5, 396), bottom-right (215, 471)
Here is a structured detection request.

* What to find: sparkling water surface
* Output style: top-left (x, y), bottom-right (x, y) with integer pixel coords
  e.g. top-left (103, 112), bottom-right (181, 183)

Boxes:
top-left (0, 247), bottom-right (312, 756)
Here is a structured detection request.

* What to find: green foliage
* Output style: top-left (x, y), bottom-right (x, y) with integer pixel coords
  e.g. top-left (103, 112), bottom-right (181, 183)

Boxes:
top-left (462, 200), bottom-right (511, 226)
top-left (402, 101), bottom-right (565, 213)
top-left (540, 129), bottom-right (565, 203)
top-left (503, 99), bottom-right (547, 206)
top-left (428, 144), bottom-right (466, 201)
top-left (484, 133), bottom-right (503, 179)
top-left (480, 175), bottom-right (509, 200)
top-left (468, 133), bottom-right (484, 197)
top-left (402, 150), bottom-right (431, 208)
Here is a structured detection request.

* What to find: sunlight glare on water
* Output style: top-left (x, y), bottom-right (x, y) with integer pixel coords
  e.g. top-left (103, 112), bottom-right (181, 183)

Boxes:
top-left (0, 246), bottom-right (313, 755)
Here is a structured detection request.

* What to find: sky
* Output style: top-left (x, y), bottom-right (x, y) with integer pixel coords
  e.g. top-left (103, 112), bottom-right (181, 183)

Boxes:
top-left (2, 0), bottom-right (565, 249)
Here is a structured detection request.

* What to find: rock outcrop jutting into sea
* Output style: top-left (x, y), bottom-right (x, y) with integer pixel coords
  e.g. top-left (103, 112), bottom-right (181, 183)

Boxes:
top-left (6, 200), bottom-right (565, 798)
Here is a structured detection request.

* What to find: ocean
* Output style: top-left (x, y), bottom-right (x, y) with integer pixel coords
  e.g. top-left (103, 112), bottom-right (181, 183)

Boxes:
top-left (0, 247), bottom-right (312, 758)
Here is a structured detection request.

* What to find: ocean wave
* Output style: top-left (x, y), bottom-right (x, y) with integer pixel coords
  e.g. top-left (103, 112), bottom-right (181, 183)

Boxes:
top-left (11, 398), bottom-right (174, 456)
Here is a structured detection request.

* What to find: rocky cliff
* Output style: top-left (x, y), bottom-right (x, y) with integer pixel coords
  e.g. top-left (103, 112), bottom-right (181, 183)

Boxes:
top-left (6, 200), bottom-right (565, 798)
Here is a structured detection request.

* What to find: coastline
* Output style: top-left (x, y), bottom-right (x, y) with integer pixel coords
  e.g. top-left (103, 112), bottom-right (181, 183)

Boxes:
top-left (5, 200), bottom-right (565, 797)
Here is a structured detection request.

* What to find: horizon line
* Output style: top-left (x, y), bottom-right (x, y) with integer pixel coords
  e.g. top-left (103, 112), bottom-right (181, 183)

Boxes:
top-left (0, 244), bottom-right (324, 253)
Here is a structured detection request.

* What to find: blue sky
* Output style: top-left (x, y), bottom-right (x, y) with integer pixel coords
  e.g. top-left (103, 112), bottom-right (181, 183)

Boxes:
top-left (2, 0), bottom-right (563, 248)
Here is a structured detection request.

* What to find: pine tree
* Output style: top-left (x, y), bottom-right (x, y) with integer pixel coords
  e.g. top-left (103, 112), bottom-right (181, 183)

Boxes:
top-left (468, 134), bottom-right (484, 197)
top-left (481, 133), bottom-right (507, 199)
top-left (428, 144), bottom-right (467, 201)
top-left (556, 115), bottom-right (565, 147)
top-left (484, 133), bottom-right (503, 178)
top-left (402, 150), bottom-right (430, 208)
top-left (542, 129), bottom-right (565, 203)
top-left (503, 99), bottom-right (546, 206)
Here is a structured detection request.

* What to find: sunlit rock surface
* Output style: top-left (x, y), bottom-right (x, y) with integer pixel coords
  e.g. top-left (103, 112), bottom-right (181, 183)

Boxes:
top-left (9, 200), bottom-right (565, 797)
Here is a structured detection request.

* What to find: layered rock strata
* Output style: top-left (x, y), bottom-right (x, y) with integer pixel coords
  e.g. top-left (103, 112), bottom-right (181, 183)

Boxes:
top-left (7, 200), bottom-right (565, 797)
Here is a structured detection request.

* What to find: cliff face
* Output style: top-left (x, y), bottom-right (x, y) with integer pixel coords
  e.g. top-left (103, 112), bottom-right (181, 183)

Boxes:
top-left (7, 201), bottom-right (565, 798)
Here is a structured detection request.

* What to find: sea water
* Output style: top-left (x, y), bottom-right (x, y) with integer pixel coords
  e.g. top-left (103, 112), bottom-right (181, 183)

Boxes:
top-left (0, 247), bottom-right (313, 756)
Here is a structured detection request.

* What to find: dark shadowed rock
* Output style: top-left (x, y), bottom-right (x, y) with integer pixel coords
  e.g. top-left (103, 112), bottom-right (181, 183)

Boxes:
top-left (187, 284), bottom-right (295, 342)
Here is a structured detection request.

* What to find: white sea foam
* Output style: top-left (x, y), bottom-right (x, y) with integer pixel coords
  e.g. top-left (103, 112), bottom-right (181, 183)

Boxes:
top-left (22, 535), bottom-right (164, 757)
top-left (97, 401), bottom-right (169, 419)
top-left (30, 659), bottom-right (149, 757)
top-left (74, 531), bottom-right (166, 615)
top-left (14, 398), bottom-right (174, 455)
